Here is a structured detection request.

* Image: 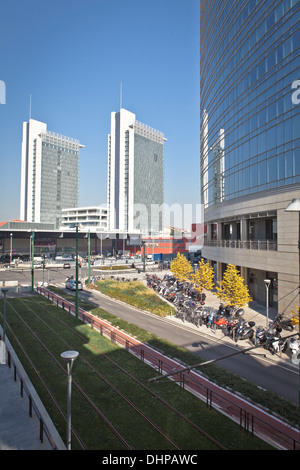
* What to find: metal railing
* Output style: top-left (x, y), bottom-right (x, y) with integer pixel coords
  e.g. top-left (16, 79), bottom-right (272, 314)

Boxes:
top-left (0, 337), bottom-right (63, 450)
top-left (204, 239), bottom-right (277, 251)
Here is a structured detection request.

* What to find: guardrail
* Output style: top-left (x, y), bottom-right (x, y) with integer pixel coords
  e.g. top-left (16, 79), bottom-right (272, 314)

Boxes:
top-left (204, 239), bottom-right (277, 251)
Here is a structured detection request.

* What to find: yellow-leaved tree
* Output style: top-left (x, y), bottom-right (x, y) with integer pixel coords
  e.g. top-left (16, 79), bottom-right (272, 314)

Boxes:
top-left (290, 306), bottom-right (299, 326)
top-left (170, 253), bottom-right (193, 283)
top-left (216, 264), bottom-right (252, 307)
top-left (193, 259), bottom-right (214, 294)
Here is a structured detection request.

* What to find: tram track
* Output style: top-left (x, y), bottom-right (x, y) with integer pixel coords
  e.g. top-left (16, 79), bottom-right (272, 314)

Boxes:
top-left (2, 295), bottom-right (227, 450)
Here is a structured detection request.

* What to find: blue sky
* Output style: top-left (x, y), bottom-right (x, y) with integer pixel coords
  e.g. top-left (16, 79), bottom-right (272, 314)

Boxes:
top-left (0, 0), bottom-right (200, 222)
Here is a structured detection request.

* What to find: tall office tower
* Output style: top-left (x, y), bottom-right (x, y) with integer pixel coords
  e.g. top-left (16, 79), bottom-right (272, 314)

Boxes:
top-left (200, 0), bottom-right (300, 315)
top-left (107, 108), bottom-right (165, 234)
top-left (20, 119), bottom-right (84, 229)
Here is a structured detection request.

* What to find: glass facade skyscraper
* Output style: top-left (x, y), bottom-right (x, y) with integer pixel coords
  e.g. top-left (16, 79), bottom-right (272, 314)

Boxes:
top-left (200, 0), bottom-right (300, 315)
top-left (20, 119), bottom-right (84, 229)
top-left (107, 109), bottom-right (165, 234)
top-left (201, 0), bottom-right (300, 207)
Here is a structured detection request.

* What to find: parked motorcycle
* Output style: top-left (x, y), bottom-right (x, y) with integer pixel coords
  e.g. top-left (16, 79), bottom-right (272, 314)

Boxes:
top-left (217, 304), bottom-right (244, 318)
top-left (252, 324), bottom-right (284, 353)
top-left (214, 314), bottom-right (238, 336)
top-left (252, 325), bottom-right (266, 345)
top-left (206, 310), bottom-right (216, 329)
top-left (266, 331), bottom-right (287, 355)
top-left (274, 313), bottom-right (295, 332)
top-left (173, 293), bottom-right (185, 307)
top-left (232, 318), bottom-right (255, 342)
top-left (198, 307), bottom-right (212, 326)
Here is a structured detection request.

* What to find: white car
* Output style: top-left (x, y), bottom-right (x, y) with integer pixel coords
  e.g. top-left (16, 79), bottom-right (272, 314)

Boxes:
top-left (65, 279), bottom-right (83, 291)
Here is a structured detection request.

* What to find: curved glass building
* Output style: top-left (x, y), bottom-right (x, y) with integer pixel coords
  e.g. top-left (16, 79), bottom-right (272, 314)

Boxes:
top-left (200, 0), bottom-right (300, 315)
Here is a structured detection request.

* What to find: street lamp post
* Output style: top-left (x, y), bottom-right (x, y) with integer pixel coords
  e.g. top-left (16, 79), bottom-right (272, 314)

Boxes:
top-left (1, 288), bottom-right (8, 343)
top-left (61, 350), bottom-right (79, 450)
top-left (31, 231), bottom-right (35, 292)
top-left (142, 240), bottom-right (146, 272)
top-left (1, 288), bottom-right (8, 365)
top-left (75, 224), bottom-right (79, 320)
top-left (9, 233), bottom-right (13, 266)
top-left (88, 229), bottom-right (91, 284)
top-left (264, 279), bottom-right (271, 328)
top-left (42, 254), bottom-right (46, 286)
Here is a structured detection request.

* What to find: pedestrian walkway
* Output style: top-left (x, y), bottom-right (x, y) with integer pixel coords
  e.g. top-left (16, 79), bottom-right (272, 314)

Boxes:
top-left (0, 321), bottom-right (66, 450)
top-left (0, 363), bottom-right (52, 450)
top-left (203, 288), bottom-right (278, 327)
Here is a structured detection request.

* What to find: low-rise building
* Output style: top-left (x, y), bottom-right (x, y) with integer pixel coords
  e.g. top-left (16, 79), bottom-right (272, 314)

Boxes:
top-left (60, 206), bottom-right (108, 231)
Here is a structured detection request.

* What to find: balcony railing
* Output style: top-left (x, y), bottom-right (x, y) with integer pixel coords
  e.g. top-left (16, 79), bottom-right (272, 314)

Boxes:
top-left (204, 239), bottom-right (277, 251)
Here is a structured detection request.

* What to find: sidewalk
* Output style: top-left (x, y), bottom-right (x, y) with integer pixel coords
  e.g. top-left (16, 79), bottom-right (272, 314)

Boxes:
top-left (0, 363), bottom-right (52, 450)
top-left (203, 288), bottom-right (278, 326)
top-left (0, 319), bottom-right (66, 451)
top-left (135, 269), bottom-right (298, 362)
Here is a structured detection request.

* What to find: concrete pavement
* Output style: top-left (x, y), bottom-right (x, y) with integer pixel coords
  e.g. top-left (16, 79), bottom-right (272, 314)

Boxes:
top-left (0, 318), bottom-right (66, 450)
top-left (0, 363), bottom-right (53, 450)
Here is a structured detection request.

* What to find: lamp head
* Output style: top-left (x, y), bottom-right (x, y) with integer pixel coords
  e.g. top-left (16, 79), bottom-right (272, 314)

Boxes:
top-left (61, 350), bottom-right (79, 362)
top-left (285, 198), bottom-right (300, 212)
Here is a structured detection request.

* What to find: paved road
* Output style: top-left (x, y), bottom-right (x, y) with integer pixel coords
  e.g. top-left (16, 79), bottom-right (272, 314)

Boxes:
top-left (1, 265), bottom-right (299, 404)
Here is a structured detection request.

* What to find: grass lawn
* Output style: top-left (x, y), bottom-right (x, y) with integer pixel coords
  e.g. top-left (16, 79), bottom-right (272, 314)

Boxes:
top-left (94, 265), bottom-right (133, 271)
top-left (89, 279), bottom-right (176, 316)
top-left (0, 294), bottom-right (275, 450)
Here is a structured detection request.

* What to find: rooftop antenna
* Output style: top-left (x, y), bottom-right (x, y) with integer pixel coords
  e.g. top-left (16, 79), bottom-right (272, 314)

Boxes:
top-left (120, 82), bottom-right (122, 110)
top-left (29, 94), bottom-right (32, 120)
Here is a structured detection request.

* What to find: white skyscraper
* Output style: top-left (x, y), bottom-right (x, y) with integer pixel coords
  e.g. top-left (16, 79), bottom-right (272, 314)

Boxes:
top-left (107, 108), bottom-right (166, 234)
top-left (20, 119), bottom-right (84, 228)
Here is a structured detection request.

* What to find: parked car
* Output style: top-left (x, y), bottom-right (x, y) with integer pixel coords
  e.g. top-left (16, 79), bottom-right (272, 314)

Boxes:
top-left (34, 263), bottom-right (43, 268)
top-left (63, 263), bottom-right (71, 269)
top-left (65, 279), bottom-right (83, 291)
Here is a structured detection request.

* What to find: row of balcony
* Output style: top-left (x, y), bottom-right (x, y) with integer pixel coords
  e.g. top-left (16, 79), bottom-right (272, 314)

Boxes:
top-left (204, 239), bottom-right (277, 251)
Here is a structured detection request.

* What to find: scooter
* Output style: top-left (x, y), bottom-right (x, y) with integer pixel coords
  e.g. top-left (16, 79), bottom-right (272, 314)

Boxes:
top-left (274, 313), bottom-right (295, 332)
top-left (232, 318), bottom-right (255, 342)
top-left (266, 331), bottom-right (287, 355)
top-left (288, 336), bottom-right (300, 359)
top-left (256, 324), bottom-right (283, 353)
top-left (252, 325), bottom-right (267, 346)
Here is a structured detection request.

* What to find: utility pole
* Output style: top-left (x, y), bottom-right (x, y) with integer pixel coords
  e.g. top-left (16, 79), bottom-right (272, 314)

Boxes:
top-left (75, 225), bottom-right (79, 320)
